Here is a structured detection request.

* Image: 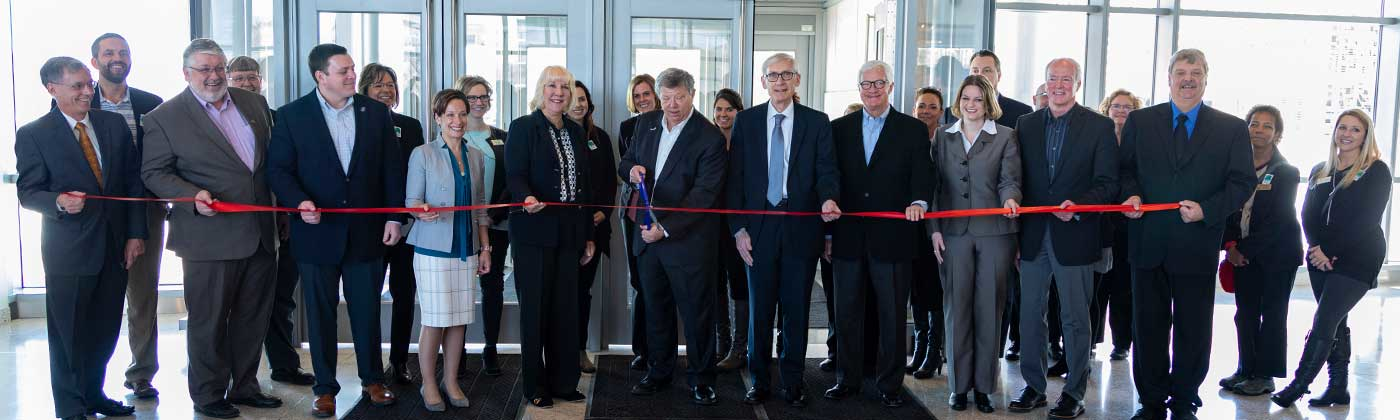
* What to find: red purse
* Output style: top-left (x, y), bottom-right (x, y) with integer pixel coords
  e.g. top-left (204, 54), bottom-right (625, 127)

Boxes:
top-left (1218, 258), bottom-right (1236, 293)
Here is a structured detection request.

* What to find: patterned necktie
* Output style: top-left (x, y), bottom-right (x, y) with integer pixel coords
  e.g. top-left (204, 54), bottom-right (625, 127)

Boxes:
top-left (768, 114), bottom-right (787, 206)
top-left (74, 122), bottom-right (103, 188)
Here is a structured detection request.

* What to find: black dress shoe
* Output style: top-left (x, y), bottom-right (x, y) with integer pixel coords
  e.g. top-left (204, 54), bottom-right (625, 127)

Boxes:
top-left (1130, 407), bottom-right (1167, 420)
top-left (88, 398), bottom-right (136, 417)
top-left (271, 368), bottom-right (316, 385)
top-left (229, 392), bottom-right (284, 408)
top-left (630, 355), bottom-right (648, 371)
top-left (1005, 346), bottom-right (1021, 361)
top-left (123, 380), bottom-right (159, 399)
top-left (482, 346), bottom-right (503, 376)
top-left (384, 362), bottom-right (412, 384)
top-left (1049, 394), bottom-right (1085, 419)
top-left (1047, 359), bottom-right (1069, 377)
top-left (744, 387), bottom-right (770, 405)
top-left (1110, 348), bottom-right (1130, 361)
top-left (1168, 405), bottom-right (1198, 420)
top-left (818, 358), bottom-right (836, 372)
top-left (692, 385), bottom-right (718, 405)
top-left (193, 400), bottom-right (241, 419)
top-left (823, 383), bottom-right (859, 400)
top-left (630, 376), bottom-right (670, 395)
top-left (948, 393), bottom-right (969, 411)
top-left (880, 392), bottom-right (905, 408)
top-left (783, 387), bottom-right (807, 407)
top-left (974, 391), bottom-right (994, 413)
top-left (1008, 387), bottom-right (1047, 413)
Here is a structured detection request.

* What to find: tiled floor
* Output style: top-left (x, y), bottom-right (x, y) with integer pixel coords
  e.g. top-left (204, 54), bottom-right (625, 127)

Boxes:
top-left (3, 283), bottom-right (1397, 419)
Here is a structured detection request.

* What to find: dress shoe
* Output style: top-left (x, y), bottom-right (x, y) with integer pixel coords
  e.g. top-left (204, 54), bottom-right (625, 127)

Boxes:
top-left (692, 385), bottom-right (719, 405)
top-left (1129, 407), bottom-right (1167, 420)
top-left (87, 398), bottom-right (136, 417)
top-left (1047, 359), bottom-right (1069, 377)
top-left (630, 376), bottom-right (670, 395)
top-left (580, 351), bottom-right (597, 374)
top-left (421, 386), bottom-right (446, 412)
top-left (61, 416), bottom-right (86, 420)
top-left (880, 392), bottom-right (905, 408)
top-left (1218, 371), bottom-right (1248, 391)
top-left (529, 395), bottom-right (554, 408)
top-left (948, 393), bottom-right (969, 411)
top-left (716, 350), bottom-right (747, 370)
top-left (482, 346), bottom-right (503, 376)
top-left (818, 358), bottom-right (836, 372)
top-left (630, 355), bottom-right (648, 371)
top-left (229, 392), bottom-right (284, 408)
top-left (555, 390), bottom-right (586, 403)
top-left (974, 391), bottom-right (994, 413)
top-left (743, 387), bottom-right (769, 405)
top-left (1232, 377), bottom-right (1275, 396)
top-left (1168, 405), bottom-right (1198, 420)
top-left (1110, 348), bottom-right (1130, 361)
top-left (441, 380), bottom-right (474, 407)
top-left (1048, 394), bottom-right (1085, 419)
top-left (193, 400), bottom-right (240, 419)
top-left (271, 368), bottom-right (316, 385)
top-left (363, 383), bottom-right (397, 406)
top-left (824, 383), bottom-right (859, 400)
top-left (1005, 345), bottom-right (1021, 361)
top-left (385, 362), bottom-right (412, 384)
top-left (782, 387), bottom-right (807, 407)
top-left (123, 379), bottom-right (159, 399)
top-left (1007, 387), bottom-right (1047, 413)
top-left (312, 394), bottom-right (336, 417)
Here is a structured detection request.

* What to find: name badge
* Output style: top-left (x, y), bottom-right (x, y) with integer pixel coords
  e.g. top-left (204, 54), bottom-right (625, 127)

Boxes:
top-left (490, 139), bottom-right (505, 146)
top-left (587, 140), bottom-right (599, 151)
top-left (1262, 174), bottom-right (1274, 185)
top-left (1257, 184), bottom-right (1272, 191)
top-left (394, 126), bottom-right (402, 138)
top-left (1314, 176), bottom-right (1333, 186)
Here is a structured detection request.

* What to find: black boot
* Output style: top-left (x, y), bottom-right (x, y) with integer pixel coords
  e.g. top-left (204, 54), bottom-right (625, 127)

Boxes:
top-left (1309, 327), bottom-right (1351, 406)
top-left (1272, 331), bottom-right (1336, 408)
top-left (914, 346), bottom-right (942, 379)
top-left (907, 329), bottom-right (928, 374)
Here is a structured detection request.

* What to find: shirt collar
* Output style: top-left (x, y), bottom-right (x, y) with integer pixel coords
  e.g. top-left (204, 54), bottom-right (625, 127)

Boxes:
top-left (662, 109), bottom-right (694, 135)
top-left (316, 88), bottom-right (353, 114)
top-left (862, 105), bottom-right (892, 123)
top-left (194, 90), bottom-right (232, 112)
top-left (61, 112), bottom-right (92, 132)
top-left (944, 118), bottom-right (998, 135)
top-left (767, 101), bottom-right (795, 121)
top-left (97, 85), bottom-right (131, 107)
top-left (1171, 101), bottom-right (1202, 122)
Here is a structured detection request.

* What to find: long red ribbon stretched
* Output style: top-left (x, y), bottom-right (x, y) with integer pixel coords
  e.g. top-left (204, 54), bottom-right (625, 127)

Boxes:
top-left (65, 193), bottom-right (1179, 220)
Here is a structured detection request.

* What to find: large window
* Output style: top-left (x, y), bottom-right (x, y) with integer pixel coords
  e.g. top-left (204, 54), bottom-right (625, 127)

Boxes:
top-left (915, 0), bottom-right (987, 106)
top-left (207, 0), bottom-right (279, 104)
top-left (462, 15), bottom-right (567, 128)
top-left (319, 12), bottom-right (424, 119)
top-left (631, 18), bottom-right (732, 114)
top-left (992, 9), bottom-right (1087, 105)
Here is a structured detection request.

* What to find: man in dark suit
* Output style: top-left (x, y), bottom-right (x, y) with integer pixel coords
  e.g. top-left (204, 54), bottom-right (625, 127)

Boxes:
top-left (619, 67), bottom-right (729, 405)
top-left (18, 57), bottom-right (146, 420)
top-left (823, 60), bottom-right (933, 408)
top-left (968, 50), bottom-right (1033, 129)
top-left (1119, 49), bottom-right (1255, 420)
top-left (266, 43), bottom-right (406, 417)
top-left (726, 53), bottom-right (841, 407)
top-left (140, 39), bottom-right (282, 419)
top-left (1007, 58), bottom-right (1119, 419)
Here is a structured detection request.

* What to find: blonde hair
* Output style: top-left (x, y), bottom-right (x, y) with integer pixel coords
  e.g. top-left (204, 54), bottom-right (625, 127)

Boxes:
top-left (950, 74), bottom-right (1003, 121)
top-left (626, 74), bottom-right (655, 114)
top-left (529, 66), bottom-right (575, 111)
top-left (1098, 89), bottom-right (1142, 115)
top-left (1315, 109), bottom-right (1381, 189)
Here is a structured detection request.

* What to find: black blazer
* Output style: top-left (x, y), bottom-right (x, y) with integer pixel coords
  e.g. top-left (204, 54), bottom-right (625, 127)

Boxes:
top-left (15, 109), bottom-right (147, 276)
top-left (618, 115), bottom-right (641, 158)
top-left (1222, 149), bottom-right (1303, 272)
top-left (724, 101), bottom-right (840, 258)
top-left (583, 125), bottom-right (618, 254)
top-left (1302, 160), bottom-right (1391, 287)
top-left (390, 113), bottom-right (426, 168)
top-left (997, 95), bottom-right (1033, 129)
top-left (505, 109), bottom-right (594, 248)
top-left (618, 110), bottom-right (727, 260)
top-left (1119, 102), bottom-right (1256, 275)
top-left (266, 91), bottom-right (407, 264)
top-left (829, 107), bottom-right (934, 262)
top-left (1016, 105), bottom-right (1120, 266)
top-left (480, 126), bottom-right (511, 225)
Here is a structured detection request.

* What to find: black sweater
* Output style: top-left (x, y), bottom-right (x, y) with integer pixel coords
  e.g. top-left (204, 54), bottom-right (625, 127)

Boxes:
top-left (1222, 150), bottom-right (1304, 271)
top-left (1301, 160), bottom-right (1391, 287)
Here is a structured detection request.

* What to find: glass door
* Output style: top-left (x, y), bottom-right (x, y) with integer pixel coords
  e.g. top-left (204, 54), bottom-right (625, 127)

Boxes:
top-left (295, 0), bottom-right (429, 122)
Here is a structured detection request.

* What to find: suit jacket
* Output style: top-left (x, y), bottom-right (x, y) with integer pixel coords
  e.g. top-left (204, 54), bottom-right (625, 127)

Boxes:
top-left (1119, 102), bottom-right (1255, 275)
top-left (141, 87), bottom-right (276, 261)
top-left (390, 113), bottom-right (425, 236)
top-left (617, 110), bottom-right (727, 261)
top-left (1015, 105), bottom-right (1120, 266)
top-left (584, 126), bottom-right (618, 254)
top-left (996, 95), bottom-right (1033, 129)
top-left (404, 138), bottom-right (489, 253)
top-left (829, 107), bottom-right (934, 262)
top-left (928, 120), bottom-right (1021, 237)
top-left (266, 90), bottom-right (407, 264)
top-left (724, 101), bottom-right (839, 258)
top-left (505, 109), bottom-right (594, 248)
top-left (16, 109), bottom-right (147, 276)
top-left (1222, 149), bottom-right (1303, 271)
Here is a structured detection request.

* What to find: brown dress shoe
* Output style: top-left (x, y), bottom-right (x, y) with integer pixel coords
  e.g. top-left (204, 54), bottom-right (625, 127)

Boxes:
top-left (312, 394), bottom-right (335, 418)
top-left (363, 383), bottom-right (398, 406)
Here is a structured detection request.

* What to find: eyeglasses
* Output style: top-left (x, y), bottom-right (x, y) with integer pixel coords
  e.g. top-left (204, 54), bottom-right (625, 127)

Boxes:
top-left (859, 79), bottom-right (889, 90)
top-left (764, 71), bottom-right (797, 82)
top-left (1108, 104), bottom-right (1136, 111)
top-left (465, 95), bottom-right (492, 103)
top-left (48, 81), bottom-right (96, 91)
top-left (228, 74), bottom-right (261, 84)
top-left (187, 66), bottom-right (227, 76)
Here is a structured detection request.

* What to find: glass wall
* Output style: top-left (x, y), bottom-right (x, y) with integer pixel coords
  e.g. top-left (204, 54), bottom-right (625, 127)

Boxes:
top-left (462, 15), bottom-right (567, 128)
top-left (914, 0), bottom-right (986, 107)
top-left (319, 12), bottom-right (424, 119)
top-left (822, 0), bottom-right (898, 116)
top-left (992, 9), bottom-right (1087, 105)
top-left (207, 0), bottom-right (279, 104)
top-left (631, 18), bottom-right (732, 114)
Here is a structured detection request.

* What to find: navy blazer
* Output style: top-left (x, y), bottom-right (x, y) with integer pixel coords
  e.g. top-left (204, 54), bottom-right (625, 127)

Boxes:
top-left (724, 101), bottom-right (839, 259)
top-left (829, 107), bottom-right (934, 262)
top-left (1119, 102), bottom-right (1256, 275)
top-left (996, 94), bottom-right (1033, 129)
top-left (1222, 149), bottom-right (1303, 271)
top-left (617, 110), bottom-right (728, 260)
top-left (16, 109), bottom-right (147, 276)
top-left (505, 109), bottom-right (594, 248)
top-left (266, 91), bottom-right (407, 264)
top-left (1016, 105), bottom-right (1120, 266)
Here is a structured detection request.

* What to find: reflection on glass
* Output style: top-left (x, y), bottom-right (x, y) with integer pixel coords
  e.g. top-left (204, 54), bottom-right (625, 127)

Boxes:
top-left (208, 0), bottom-right (276, 102)
top-left (632, 18), bottom-right (732, 114)
top-left (1103, 13), bottom-right (1157, 105)
top-left (463, 15), bottom-right (567, 128)
top-left (915, 0), bottom-right (986, 112)
top-left (319, 12), bottom-right (423, 119)
top-left (993, 9), bottom-right (1087, 105)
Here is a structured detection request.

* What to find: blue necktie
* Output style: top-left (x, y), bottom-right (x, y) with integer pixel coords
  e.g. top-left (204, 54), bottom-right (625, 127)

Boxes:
top-left (768, 114), bottom-right (787, 206)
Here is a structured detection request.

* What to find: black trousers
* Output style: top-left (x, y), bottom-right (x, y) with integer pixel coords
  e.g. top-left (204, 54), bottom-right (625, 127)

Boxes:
top-left (1001, 265), bottom-right (1022, 351)
top-left (46, 249), bottom-right (127, 418)
top-left (1093, 254), bottom-right (1134, 350)
top-left (264, 235), bottom-right (304, 371)
top-left (1131, 267), bottom-right (1215, 409)
top-left (384, 241), bottom-right (416, 366)
top-left (578, 248), bottom-right (602, 348)
top-left (479, 228), bottom-right (510, 348)
top-left (911, 250), bottom-right (944, 356)
top-left (1304, 271), bottom-right (1369, 368)
top-left (301, 259), bottom-right (386, 396)
top-left (184, 250), bottom-right (277, 405)
top-left (638, 248), bottom-right (718, 386)
top-left (1232, 264), bottom-right (1295, 378)
top-left (833, 255), bottom-right (912, 394)
top-left (747, 221), bottom-right (819, 391)
top-left (623, 218), bottom-right (649, 359)
top-left (513, 242), bottom-right (582, 397)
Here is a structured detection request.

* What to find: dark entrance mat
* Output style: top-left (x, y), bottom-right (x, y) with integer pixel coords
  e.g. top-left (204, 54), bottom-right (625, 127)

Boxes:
top-left (342, 353), bottom-right (523, 420)
top-left (757, 358), bottom-right (937, 420)
top-left (586, 354), bottom-right (757, 420)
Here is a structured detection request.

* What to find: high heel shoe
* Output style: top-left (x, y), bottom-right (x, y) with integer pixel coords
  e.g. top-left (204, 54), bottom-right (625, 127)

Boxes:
top-left (421, 386), bottom-right (446, 412)
top-left (440, 380), bottom-right (470, 408)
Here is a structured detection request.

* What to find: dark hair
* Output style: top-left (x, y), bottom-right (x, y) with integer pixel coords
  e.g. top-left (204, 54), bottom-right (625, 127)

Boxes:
top-left (227, 55), bottom-right (260, 73)
top-left (431, 89), bottom-right (468, 117)
top-left (358, 63), bottom-right (398, 95)
top-left (915, 86), bottom-right (944, 107)
top-left (714, 88), bottom-right (745, 113)
top-left (307, 43), bottom-right (349, 81)
top-left (1245, 104), bottom-right (1285, 139)
top-left (91, 33), bottom-right (127, 58)
top-left (40, 56), bottom-right (87, 87)
top-left (573, 80), bottom-right (598, 138)
top-left (970, 49), bottom-right (1001, 72)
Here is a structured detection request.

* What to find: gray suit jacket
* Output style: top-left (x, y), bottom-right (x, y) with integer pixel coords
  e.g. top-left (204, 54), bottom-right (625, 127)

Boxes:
top-left (141, 87), bottom-right (277, 261)
top-left (404, 137), bottom-right (488, 254)
top-left (928, 120), bottom-right (1022, 237)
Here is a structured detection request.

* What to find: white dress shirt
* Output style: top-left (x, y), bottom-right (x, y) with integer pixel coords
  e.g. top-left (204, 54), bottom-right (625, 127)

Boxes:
top-left (62, 112), bottom-right (103, 169)
top-left (316, 89), bottom-right (356, 174)
top-left (654, 108), bottom-right (693, 179)
top-left (945, 118), bottom-right (998, 153)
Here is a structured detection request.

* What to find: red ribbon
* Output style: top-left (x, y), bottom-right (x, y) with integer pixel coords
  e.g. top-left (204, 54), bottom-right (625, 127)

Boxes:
top-left (65, 193), bottom-right (1179, 220)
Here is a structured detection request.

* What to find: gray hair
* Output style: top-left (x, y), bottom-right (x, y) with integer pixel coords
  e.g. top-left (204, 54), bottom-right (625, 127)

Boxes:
top-left (1044, 57), bottom-right (1082, 84)
top-left (656, 67), bottom-right (695, 93)
top-left (182, 38), bottom-right (226, 67)
top-left (40, 56), bottom-right (87, 86)
top-left (857, 60), bottom-right (894, 84)
top-left (761, 52), bottom-right (796, 74)
top-left (1168, 48), bottom-right (1209, 75)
